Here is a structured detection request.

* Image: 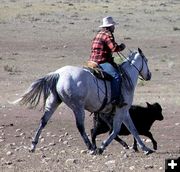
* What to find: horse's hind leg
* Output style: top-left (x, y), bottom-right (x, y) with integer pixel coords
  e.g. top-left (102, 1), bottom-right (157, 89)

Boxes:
top-left (73, 107), bottom-right (93, 151)
top-left (30, 93), bottom-right (61, 152)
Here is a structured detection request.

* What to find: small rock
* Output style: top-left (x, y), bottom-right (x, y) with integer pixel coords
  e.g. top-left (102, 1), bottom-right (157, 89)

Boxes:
top-left (23, 146), bottom-right (29, 150)
top-left (60, 150), bottom-right (66, 154)
top-left (159, 167), bottom-right (163, 170)
top-left (49, 142), bottom-right (56, 146)
top-left (123, 153), bottom-right (128, 159)
top-left (129, 166), bottom-right (135, 170)
top-left (80, 150), bottom-right (87, 154)
top-left (5, 161), bottom-right (13, 165)
top-left (105, 160), bottom-right (116, 167)
top-left (41, 45), bottom-right (48, 49)
top-left (59, 134), bottom-right (64, 138)
top-left (16, 129), bottom-right (22, 132)
top-left (9, 143), bottom-right (16, 146)
top-left (20, 132), bottom-right (25, 136)
top-left (64, 132), bottom-right (68, 136)
top-left (15, 135), bottom-right (20, 137)
top-left (67, 136), bottom-right (73, 140)
top-left (104, 155), bottom-right (108, 158)
top-left (92, 155), bottom-right (97, 159)
top-left (0, 126), bottom-right (4, 130)
top-left (65, 159), bottom-right (77, 165)
top-left (0, 139), bottom-right (4, 143)
top-left (120, 150), bottom-right (125, 154)
top-left (46, 132), bottom-right (51, 136)
top-left (144, 165), bottom-right (154, 169)
top-left (44, 157), bottom-right (52, 161)
top-left (41, 157), bottom-right (52, 164)
top-left (6, 151), bottom-right (13, 156)
top-left (15, 147), bottom-right (20, 151)
top-left (63, 141), bottom-right (68, 145)
top-left (145, 138), bottom-right (151, 143)
top-left (40, 138), bottom-right (45, 143)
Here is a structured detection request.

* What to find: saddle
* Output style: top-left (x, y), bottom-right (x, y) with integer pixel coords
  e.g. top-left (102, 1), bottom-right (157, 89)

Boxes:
top-left (83, 61), bottom-right (113, 113)
top-left (84, 61), bottom-right (113, 81)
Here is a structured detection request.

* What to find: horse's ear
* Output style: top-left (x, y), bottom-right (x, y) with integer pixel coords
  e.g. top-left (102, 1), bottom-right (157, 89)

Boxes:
top-left (138, 48), bottom-right (142, 54)
top-left (146, 102), bottom-right (151, 107)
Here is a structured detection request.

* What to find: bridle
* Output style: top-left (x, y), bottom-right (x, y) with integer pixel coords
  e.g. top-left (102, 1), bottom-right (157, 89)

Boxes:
top-left (117, 51), bottom-right (149, 81)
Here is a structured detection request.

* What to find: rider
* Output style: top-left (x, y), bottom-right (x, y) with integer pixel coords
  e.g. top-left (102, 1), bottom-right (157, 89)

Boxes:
top-left (88, 16), bottom-right (127, 107)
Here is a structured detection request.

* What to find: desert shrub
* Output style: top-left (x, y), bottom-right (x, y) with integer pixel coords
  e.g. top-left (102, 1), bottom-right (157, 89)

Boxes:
top-left (4, 65), bottom-right (21, 74)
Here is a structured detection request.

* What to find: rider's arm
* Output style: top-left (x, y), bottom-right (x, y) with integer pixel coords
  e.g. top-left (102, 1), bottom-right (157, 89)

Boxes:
top-left (105, 33), bottom-right (125, 52)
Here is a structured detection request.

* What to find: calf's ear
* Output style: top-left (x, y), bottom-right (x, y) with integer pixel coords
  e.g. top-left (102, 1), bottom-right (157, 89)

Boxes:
top-left (146, 102), bottom-right (151, 107)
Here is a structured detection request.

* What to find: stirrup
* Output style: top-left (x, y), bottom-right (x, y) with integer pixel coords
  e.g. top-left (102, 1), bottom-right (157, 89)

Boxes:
top-left (116, 102), bottom-right (127, 108)
top-left (111, 100), bottom-right (127, 108)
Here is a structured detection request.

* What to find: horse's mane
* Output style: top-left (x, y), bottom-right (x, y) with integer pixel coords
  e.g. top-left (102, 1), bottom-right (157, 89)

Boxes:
top-left (119, 60), bottom-right (134, 91)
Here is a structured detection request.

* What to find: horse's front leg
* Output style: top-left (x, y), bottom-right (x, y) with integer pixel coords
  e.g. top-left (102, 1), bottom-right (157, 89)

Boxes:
top-left (95, 109), bottom-right (124, 154)
top-left (123, 113), bottom-right (154, 155)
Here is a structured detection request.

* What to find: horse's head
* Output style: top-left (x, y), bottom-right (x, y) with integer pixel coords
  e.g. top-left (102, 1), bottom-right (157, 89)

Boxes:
top-left (129, 48), bottom-right (151, 81)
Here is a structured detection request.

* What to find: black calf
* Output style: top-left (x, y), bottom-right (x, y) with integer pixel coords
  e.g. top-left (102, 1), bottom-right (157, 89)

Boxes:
top-left (91, 102), bottom-right (163, 151)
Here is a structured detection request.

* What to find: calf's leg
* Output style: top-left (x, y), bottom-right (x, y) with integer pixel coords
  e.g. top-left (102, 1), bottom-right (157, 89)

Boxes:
top-left (145, 131), bottom-right (157, 150)
top-left (114, 135), bottom-right (129, 149)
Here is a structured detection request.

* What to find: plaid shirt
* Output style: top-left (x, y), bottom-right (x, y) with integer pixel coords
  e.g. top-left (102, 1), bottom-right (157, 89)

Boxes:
top-left (89, 29), bottom-right (121, 64)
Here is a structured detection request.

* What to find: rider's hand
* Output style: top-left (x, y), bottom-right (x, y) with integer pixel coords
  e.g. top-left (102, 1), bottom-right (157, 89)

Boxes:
top-left (119, 43), bottom-right (126, 51)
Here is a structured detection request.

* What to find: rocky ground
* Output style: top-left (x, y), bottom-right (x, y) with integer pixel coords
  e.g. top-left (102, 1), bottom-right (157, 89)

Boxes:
top-left (0, 0), bottom-right (180, 171)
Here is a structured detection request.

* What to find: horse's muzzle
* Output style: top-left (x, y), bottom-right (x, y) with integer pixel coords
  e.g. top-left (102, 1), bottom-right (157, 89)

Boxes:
top-left (146, 72), bottom-right (152, 81)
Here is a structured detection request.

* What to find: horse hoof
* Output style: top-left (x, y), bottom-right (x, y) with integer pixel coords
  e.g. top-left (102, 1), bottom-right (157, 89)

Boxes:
top-left (153, 145), bottom-right (157, 150)
top-left (89, 148), bottom-right (104, 155)
top-left (89, 150), bottom-right (96, 155)
top-left (129, 146), bottom-right (138, 152)
top-left (123, 145), bottom-right (129, 150)
top-left (96, 148), bottom-right (104, 155)
top-left (144, 149), bottom-right (154, 155)
top-left (29, 148), bottom-right (35, 153)
top-left (29, 145), bottom-right (36, 153)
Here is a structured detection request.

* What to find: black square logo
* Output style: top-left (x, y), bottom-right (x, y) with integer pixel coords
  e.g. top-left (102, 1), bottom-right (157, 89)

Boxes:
top-left (165, 157), bottom-right (180, 172)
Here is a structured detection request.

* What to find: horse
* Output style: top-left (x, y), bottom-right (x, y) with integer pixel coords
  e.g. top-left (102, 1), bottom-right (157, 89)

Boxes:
top-left (12, 48), bottom-right (153, 155)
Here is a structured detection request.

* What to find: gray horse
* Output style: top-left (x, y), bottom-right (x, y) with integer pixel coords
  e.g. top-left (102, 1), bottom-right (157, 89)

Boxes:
top-left (13, 48), bottom-right (152, 155)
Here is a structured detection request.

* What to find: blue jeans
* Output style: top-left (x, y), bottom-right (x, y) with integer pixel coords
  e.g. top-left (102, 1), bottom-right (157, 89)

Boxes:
top-left (100, 62), bottom-right (121, 102)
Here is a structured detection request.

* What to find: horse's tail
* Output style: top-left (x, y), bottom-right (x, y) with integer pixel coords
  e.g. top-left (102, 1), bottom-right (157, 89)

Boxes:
top-left (12, 72), bottom-right (60, 109)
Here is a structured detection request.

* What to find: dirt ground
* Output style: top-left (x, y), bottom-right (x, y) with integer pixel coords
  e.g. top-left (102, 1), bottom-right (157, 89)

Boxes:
top-left (0, 0), bottom-right (180, 171)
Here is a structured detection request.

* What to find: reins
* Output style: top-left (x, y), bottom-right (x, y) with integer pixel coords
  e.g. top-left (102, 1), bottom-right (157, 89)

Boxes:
top-left (117, 51), bottom-right (145, 81)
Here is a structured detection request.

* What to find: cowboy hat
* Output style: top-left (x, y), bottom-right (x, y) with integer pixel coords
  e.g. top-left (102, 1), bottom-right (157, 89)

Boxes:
top-left (99, 16), bottom-right (117, 28)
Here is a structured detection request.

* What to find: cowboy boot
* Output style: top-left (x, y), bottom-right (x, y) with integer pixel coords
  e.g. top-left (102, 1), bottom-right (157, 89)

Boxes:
top-left (117, 94), bottom-right (127, 108)
top-left (112, 92), bottom-right (127, 108)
